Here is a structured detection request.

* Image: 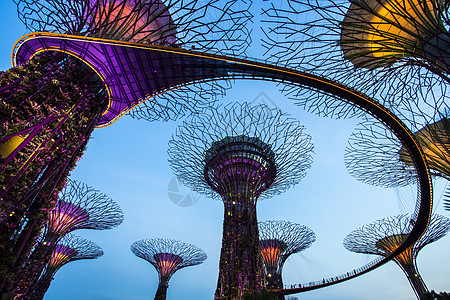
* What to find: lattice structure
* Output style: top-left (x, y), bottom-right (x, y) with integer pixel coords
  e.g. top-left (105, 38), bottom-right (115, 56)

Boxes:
top-left (16, 0), bottom-right (253, 56)
top-left (260, 0), bottom-right (449, 122)
top-left (346, 116), bottom-right (450, 189)
top-left (1, 2), bottom-right (248, 294)
top-left (258, 221), bottom-right (315, 292)
top-left (13, 179), bottom-right (122, 298)
top-left (16, 0), bottom-right (252, 122)
top-left (29, 234), bottom-right (103, 300)
top-left (344, 214), bottom-right (450, 299)
top-left (0, 52), bottom-right (107, 298)
top-left (41, 179), bottom-right (124, 245)
top-left (131, 238), bottom-right (207, 300)
top-left (168, 102), bottom-right (313, 299)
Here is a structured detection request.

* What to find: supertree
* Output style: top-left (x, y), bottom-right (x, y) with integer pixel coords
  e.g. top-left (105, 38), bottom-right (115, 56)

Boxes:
top-left (343, 214), bottom-right (450, 299)
top-left (259, 0), bottom-right (449, 123)
top-left (4, 179), bottom-right (123, 298)
top-left (1, 0), bottom-right (251, 295)
top-left (168, 102), bottom-right (314, 299)
top-left (28, 234), bottom-right (103, 300)
top-left (130, 238), bottom-right (207, 300)
top-left (258, 220), bottom-right (315, 295)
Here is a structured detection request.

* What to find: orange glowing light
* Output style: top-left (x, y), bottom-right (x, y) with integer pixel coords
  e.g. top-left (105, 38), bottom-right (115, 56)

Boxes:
top-left (399, 118), bottom-right (450, 178)
top-left (376, 234), bottom-right (414, 266)
top-left (341, 0), bottom-right (440, 68)
top-left (260, 247), bottom-right (282, 268)
top-left (91, 0), bottom-right (176, 44)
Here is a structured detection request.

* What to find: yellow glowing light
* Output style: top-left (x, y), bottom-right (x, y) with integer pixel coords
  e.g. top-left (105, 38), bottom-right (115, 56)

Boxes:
top-left (0, 135), bottom-right (26, 159)
top-left (376, 234), bottom-right (414, 266)
top-left (399, 118), bottom-right (450, 178)
top-left (341, 0), bottom-right (439, 68)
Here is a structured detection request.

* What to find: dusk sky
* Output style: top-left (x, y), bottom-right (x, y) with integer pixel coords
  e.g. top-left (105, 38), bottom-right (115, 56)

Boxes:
top-left (1, 1), bottom-right (449, 299)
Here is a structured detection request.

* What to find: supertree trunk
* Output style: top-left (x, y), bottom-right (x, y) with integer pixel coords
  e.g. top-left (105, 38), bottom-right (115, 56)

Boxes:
top-left (215, 201), bottom-right (265, 300)
top-left (0, 52), bottom-right (107, 297)
top-left (28, 269), bottom-right (54, 300)
top-left (154, 277), bottom-right (169, 300)
top-left (397, 262), bottom-right (429, 300)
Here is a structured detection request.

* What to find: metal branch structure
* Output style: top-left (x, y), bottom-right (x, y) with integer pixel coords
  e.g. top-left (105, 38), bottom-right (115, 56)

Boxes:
top-left (1, 0), bottom-right (252, 257)
top-left (258, 220), bottom-right (315, 293)
top-left (29, 234), bottom-right (103, 300)
top-left (15, 0), bottom-right (252, 122)
top-left (260, 0), bottom-right (449, 122)
top-left (42, 179), bottom-right (124, 245)
top-left (346, 115), bottom-right (450, 189)
top-left (345, 116), bottom-right (418, 188)
top-left (168, 102), bottom-right (313, 299)
top-left (12, 179), bottom-right (122, 298)
top-left (1, 0), bottom-right (441, 296)
top-left (130, 238), bottom-right (207, 300)
top-left (343, 214), bottom-right (450, 299)
top-left (16, 0), bottom-right (253, 56)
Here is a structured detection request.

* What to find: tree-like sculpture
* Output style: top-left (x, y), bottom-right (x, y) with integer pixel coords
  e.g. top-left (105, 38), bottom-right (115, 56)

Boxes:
top-left (41, 179), bottom-right (124, 245)
top-left (345, 116), bottom-right (450, 189)
top-left (259, 0), bottom-right (449, 122)
top-left (168, 102), bottom-right (314, 299)
top-left (12, 179), bottom-right (123, 298)
top-left (258, 220), bottom-right (315, 293)
top-left (1, 1), bottom-right (250, 295)
top-left (29, 234), bottom-right (103, 300)
top-left (130, 238), bottom-right (207, 300)
top-left (343, 214), bottom-right (450, 299)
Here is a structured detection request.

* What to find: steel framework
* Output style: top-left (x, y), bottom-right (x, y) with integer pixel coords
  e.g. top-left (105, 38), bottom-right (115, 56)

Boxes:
top-left (29, 234), bottom-right (103, 300)
top-left (0, 0), bottom-right (440, 295)
top-left (168, 102), bottom-right (313, 299)
top-left (259, 0), bottom-right (449, 123)
top-left (258, 220), bottom-right (315, 294)
top-left (344, 214), bottom-right (450, 299)
top-left (5, 179), bottom-right (122, 298)
top-left (131, 238), bottom-right (207, 300)
top-left (41, 179), bottom-right (124, 245)
top-left (1, 2), bottom-right (247, 296)
top-left (345, 115), bottom-right (450, 189)
top-left (4, 33), bottom-right (436, 296)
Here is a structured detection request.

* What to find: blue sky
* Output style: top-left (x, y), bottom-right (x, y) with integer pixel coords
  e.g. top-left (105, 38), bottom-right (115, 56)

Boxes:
top-left (1, 1), bottom-right (450, 299)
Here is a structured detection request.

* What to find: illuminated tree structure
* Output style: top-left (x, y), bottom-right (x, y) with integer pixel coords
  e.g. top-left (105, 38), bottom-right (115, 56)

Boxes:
top-left (259, 0), bottom-right (449, 121)
top-left (169, 102), bottom-right (314, 299)
top-left (258, 220), bottom-right (315, 293)
top-left (345, 116), bottom-right (450, 189)
top-left (130, 238), bottom-right (207, 300)
top-left (343, 214), bottom-right (450, 299)
top-left (1, 0), bottom-right (250, 294)
top-left (29, 234), bottom-right (103, 300)
top-left (11, 179), bottom-right (123, 298)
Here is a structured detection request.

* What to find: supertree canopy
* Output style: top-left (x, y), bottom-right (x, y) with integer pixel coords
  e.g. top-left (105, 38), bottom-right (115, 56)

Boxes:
top-left (259, 0), bottom-right (449, 122)
top-left (41, 179), bottom-right (124, 245)
top-left (130, 238), bottom-right (207, 300)
top-left (16, 0), bottom-right (252, 55)
top-left (399, 118), bottom-right (450, 180)
top-left (168, 102), bottom-right (313, 299)
top-left (345, 115), bottom-right (450, 189)
top-left (29, 234), bottom-right (103, 300)
top-left (1, 0), bottom-right (252, 239)
top-left (14, 0), bottom-right (252, 121)
top-left (8, 179), bottom-right (122, 298)
top-left (343, 214), bottom-right (450, 299)
top-left (258, 220), bottom-right (315, 292)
